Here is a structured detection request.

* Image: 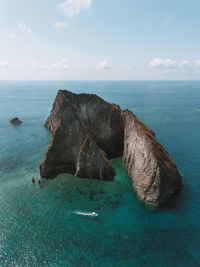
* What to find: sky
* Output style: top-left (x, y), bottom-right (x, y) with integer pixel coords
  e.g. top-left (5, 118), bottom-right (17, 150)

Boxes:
top-left (0, 0), bottom-right (200, 80)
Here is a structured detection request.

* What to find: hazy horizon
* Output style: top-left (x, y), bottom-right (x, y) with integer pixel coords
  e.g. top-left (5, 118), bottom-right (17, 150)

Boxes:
top-left (0, 0), bottom-right (200, 80)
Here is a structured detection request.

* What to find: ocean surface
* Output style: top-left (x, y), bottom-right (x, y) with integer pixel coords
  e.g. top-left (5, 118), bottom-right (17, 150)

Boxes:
top-left (0, 81), bottom-right (200, 267)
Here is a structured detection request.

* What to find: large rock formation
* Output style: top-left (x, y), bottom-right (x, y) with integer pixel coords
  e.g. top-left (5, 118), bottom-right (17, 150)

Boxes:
top-left (40, 90), bottom-right (123, 180)
top-left (122, 110), bottom-right (182, 204)
top-left (40, 90), bottom-right (183, 205)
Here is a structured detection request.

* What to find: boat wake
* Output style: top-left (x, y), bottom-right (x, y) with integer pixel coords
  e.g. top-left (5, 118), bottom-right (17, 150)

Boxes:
top-left (73, 211), bottom-right (98, 217)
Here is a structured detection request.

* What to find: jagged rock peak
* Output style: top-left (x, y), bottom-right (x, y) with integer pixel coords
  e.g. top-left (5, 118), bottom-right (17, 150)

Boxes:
top-left (40, 90), bottom-right (124, 181)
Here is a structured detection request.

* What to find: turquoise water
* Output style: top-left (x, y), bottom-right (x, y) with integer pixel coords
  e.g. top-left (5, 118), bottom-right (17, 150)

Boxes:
top-left (0, 81), bottom-right (200, 266)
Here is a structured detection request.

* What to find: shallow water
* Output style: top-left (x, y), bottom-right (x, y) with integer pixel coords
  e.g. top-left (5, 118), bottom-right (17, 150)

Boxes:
top-left (0, 81), bottom-right (200, 266)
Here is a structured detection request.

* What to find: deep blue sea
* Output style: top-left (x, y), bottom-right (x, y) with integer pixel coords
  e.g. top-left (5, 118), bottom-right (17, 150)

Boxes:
top-left (0, 81), bottom-right (200, 267)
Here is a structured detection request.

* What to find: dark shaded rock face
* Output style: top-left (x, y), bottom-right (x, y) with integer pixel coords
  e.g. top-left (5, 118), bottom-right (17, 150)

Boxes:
top-left (40, 90), bottom-right (123, 181)
top-left (10, 117), bottom-right (23, 125)
top-left (40, 90), bottom-right (183, 205)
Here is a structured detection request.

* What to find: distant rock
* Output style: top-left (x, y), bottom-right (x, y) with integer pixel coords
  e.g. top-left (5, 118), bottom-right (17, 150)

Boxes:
top-left (10, 117), bottom-right (23, 125)
top-left (40, 90), bottom-right (183, 205)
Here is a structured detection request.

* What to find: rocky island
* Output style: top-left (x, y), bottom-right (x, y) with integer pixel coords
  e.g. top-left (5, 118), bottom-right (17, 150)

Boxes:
top-left (10, 117), bottom-right (23, 125)
top-left (40, 90), bottom-right (183, 205)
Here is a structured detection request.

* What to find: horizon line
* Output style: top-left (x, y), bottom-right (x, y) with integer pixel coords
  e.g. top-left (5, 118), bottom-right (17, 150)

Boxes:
top-left (0, 79), bottom-right (200, 82)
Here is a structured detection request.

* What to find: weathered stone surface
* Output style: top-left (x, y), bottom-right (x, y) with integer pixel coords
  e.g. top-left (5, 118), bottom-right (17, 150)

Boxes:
top-left (75, 136), bottom-right (115, 180)
top-left (10, 117), bottom-right (23, 125)
top-left (40, 90), bottom-right (183, 205)
top-left (40, 90), bottom-right (123, 180)
top-left (122, 110), bottom-right (183, 204)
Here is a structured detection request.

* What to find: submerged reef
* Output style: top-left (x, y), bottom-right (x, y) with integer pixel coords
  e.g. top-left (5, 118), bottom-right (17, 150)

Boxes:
top-left (40, 90), bottom-right (183, 205)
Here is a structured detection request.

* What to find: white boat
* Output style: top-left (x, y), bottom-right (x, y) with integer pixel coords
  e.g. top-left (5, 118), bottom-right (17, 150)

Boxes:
top-left (74, 211), bottom-right (98, 217)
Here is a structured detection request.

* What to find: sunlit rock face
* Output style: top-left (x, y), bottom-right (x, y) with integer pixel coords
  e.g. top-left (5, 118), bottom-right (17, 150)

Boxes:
top-left (40, 90), bottom-right (183, 205)
top-left (122, 110), bottom-right (183, 204)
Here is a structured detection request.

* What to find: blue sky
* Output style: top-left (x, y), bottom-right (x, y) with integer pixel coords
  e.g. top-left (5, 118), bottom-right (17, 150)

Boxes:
top-left (0, 0), bottom-right (200, 80)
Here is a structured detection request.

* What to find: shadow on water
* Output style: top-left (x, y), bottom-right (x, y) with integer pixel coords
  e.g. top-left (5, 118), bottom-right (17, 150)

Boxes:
top-left (112, 157), bottom-right (190, 215)
top-left (156, 180), bottom-right (192, 215)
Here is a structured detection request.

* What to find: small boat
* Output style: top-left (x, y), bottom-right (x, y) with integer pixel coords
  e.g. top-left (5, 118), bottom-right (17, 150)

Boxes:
top-left (74, 211), bottom-right (98, 217)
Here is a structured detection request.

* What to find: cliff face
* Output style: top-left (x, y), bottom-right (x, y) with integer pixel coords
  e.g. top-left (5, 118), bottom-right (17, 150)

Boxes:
top-left (122, 110), bottom-right (182, 204)
top-left (40, 90), bottom-right (123, 180)
top-left (40, 90), bottom-right (183, 205)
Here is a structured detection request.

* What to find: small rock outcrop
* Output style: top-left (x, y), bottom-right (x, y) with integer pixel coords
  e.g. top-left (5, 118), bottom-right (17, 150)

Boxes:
top-left (40, 90), bottom-right (183, 205)
top-left (10, 117), bottom-right (23, 125)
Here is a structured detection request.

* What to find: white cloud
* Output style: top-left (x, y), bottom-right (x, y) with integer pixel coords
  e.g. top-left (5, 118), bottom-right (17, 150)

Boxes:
top-left (0, 33), bottom-right (16, 40)
top-left (0, 60), bottom-right (23, 69)
top-left (33, 58), bottom-right (71, 71)
top-left (52, 58), bottom-right (70, 70)
top-left (150, 58), bottom-right (179, 68)
top-left (19, 23), bottom-right (37, 41)
top-left (19, 23), bottom-right (32, 35)
top-left (149, 58), bottom-right (194, 70)
top-left (97, 61), bottom-right (111, 70)
top-left (122, 64), bottom-right (134, 70)
top-left (58, 0), bottom-right (92, 17)
top-left (0, 61), bottom-right (9, 69)
top-left (8, 33), bottom-right (16, 39)
top-left (179, 60), bottom-right (191, 68)
top-left (196, 60), bottom-right (200, 67)
top-left (54, 21), bottom-right (69, 28)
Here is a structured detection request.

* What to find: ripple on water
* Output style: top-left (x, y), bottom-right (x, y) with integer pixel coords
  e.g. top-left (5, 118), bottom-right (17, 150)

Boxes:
top-left (0, 81), bottom-right (200, 266)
